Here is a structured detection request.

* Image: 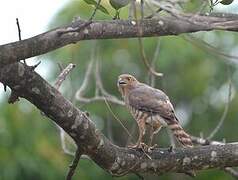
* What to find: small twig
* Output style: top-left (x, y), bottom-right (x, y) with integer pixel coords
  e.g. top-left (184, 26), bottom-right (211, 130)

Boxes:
top-left (30, 61), bottom-right (41, 71)
top-left (126, 124), bottom-right (136, 146)
top-left (58, 0), bottom-right (101, 35)
top-left (207, 76), bottom-right (232, 140)
top-left (52, 63), bottom-right (82, 179)
top-left (106, 115), bottom-right (114, 141)
top-left (103, 97), bottom-right (135, 142)
top-left (138, 38), bottom-right (163, 77)
top-left (89, 0), bottom-right (102, 21)
top-left (145, 8), bottom-right (163, 19)
top-left (16, 18), bottom-right (22, 41)
top-left (66, 148), bottom-right (82, 180)
top-left (75, 55), bottom-right (95, 99)
top-left (60, 128), bottom-right (76, 156)
top-left (183, 35), bottom-right (238, 64)
top-left (75, 46), bottom-right (125, 106)
top-left (57, 62), bottom-right (64, 71)
top-left (132, 0), bottom-right (163, 77)
top-left (147, 39), bottom-right (161, 87)
top-left (54, 63), bottom-right (76, 156)
top-left (8, 91), bottom-right (20, 104)
top-left (77, 96), bottom-right (124, 105)
top-left (16, 18), bottom-right (26, 64)
top-left (55, 63), bottom-right (76, 89)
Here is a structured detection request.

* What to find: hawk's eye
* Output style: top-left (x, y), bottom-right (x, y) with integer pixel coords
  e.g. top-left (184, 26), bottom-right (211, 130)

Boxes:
top-left (127, 77), bottom-right (131, 81)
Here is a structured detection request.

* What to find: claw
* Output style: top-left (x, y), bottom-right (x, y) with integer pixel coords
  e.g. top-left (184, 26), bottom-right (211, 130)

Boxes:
top-left (148, 144), bottom-right (158, 152)
top-left (168, 145), bottom-right (174, 153)
top-left (127, 143), bottom-right (142, 149)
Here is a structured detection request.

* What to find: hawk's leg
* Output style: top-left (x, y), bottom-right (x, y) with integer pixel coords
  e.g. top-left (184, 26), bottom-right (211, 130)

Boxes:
top-left (148, 125), bottom-right (161, 150)
top-left (113, 10), bottom-right (120, 20)
top-left (127, 119), bottom-right (145, 149)
top-left (148, 126), bottom-right (154, 147)
top-left (136, 119), bottom-right (146, 147)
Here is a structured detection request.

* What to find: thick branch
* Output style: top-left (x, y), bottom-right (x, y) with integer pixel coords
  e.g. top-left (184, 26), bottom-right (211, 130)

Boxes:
top-left (1, 63), bottom-right (238, 176)
top-left (1, 13), bottom-right (238, 66)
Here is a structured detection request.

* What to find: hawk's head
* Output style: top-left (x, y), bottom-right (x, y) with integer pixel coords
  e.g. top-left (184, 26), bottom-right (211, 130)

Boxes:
top-left (117, 74), bottom-right (138, 97)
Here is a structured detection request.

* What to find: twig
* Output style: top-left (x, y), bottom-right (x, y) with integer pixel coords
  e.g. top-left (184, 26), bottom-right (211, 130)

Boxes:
top-left (207, 76), bottom-right (232, 140)
top-left (103, 97), bottom-right (135, 143)
top-left (75, 46), bottom-right (125, 106)
top-left (94, 58), bottom-right (124, 104)
top-left (133, 0), bottom-right (163, 77)
top-left (55, 63), bottom-right (76, 89)
top-left (53, 63), bottom-right (82, 179)
top-left (60, 128), bottom-right (76, 156)
top-left (75, 54), bottom-right (94, 99)
top-left (16, 18), bottom-right (22, 41)
top-left (126, 124), bottom-right (136, 146)
top-left (106, 115), bottom-right (114, 141)
top-left (16, 18), bottom-right (26, 64)
top-left (66, 148), bottom-right (83, 180)
top-left (76, 96), bottom-right (124, 105)
top-left (138, 39), bottom-right (163, 78)
top-left (54, 63), bottom-right (76, 157)
top-left (183, 35), bottom-right (238, 64)
top-left (58, 0), bottom-right (101, 35)
top-left (89, 0), bottom-right (102, 21)
top-left (147, 39), bottom-right (161, 87)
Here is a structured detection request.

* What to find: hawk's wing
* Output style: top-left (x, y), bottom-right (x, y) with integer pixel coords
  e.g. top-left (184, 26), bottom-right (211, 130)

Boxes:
top-left (127, 84), bottom-right (178, 121)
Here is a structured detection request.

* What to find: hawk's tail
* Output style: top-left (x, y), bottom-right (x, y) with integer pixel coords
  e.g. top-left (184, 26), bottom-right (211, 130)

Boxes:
top-left (168, 120), bottom-right (193, 148)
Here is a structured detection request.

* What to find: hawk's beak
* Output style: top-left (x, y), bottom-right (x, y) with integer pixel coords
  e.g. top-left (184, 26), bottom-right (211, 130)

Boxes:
top-left (118, 78), bottom-right (127, 85)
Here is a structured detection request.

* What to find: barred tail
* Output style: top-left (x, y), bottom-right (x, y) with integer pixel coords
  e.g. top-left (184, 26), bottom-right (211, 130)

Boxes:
top-left (168, 120), bottom-right (193, 148)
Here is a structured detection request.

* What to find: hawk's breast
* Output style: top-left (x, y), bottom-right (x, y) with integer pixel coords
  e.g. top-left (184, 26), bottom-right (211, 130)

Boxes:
top-left (128, 105), bottom-right (168, 130)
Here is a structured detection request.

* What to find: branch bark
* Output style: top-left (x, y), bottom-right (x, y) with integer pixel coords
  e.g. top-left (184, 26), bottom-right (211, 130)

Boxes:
top-left (1, 62), bottom-right (238, 176)
top-left (1, 13), bottom-right (238, 66)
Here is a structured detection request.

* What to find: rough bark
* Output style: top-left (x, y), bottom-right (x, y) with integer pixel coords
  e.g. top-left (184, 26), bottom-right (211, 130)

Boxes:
top-left (1, 63), bottom-right (238, 176)
top-left (1, 13), bottom-right (238, 66)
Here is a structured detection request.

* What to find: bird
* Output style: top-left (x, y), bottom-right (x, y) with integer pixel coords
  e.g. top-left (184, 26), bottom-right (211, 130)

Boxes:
top-left (117, 74), bottom-right (193, 148)
top-left (109, 0), bottom-right (130, 19)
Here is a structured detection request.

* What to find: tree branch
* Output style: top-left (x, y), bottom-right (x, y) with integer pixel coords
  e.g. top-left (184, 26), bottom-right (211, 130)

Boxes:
top-left (1, 62), bottom-right (238, 176)
top-left (1, 13), bottom-right (238, 66)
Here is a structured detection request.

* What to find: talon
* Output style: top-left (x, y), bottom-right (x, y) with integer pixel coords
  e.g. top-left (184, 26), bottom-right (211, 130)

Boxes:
top-left (168, 145), bottom-right (174, 153)
top-left (148, 144), bottom-right (158, 151)
top-left (127, 142), bottom-right (147, 150)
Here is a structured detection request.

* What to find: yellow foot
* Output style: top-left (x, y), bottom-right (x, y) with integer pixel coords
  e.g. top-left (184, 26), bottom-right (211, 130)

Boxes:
top-left (127, 143), bottom-right (152, 159)
top-left (148, 144), bottom-right (158, 152)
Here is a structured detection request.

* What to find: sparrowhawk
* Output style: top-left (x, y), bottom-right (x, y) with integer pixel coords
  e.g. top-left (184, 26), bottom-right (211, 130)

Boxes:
top-left (117, 74), bottom-right (193, 148)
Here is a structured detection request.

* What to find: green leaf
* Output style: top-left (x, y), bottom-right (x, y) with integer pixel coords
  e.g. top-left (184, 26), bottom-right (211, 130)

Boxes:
top-left (83, 0), bottom-right (109, 15)
top-left (220, 0), bottom-right (234, 5)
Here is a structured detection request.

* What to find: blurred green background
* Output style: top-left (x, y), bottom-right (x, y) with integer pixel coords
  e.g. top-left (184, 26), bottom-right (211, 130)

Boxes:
top-left (1, 0), bottom-right (238, 179)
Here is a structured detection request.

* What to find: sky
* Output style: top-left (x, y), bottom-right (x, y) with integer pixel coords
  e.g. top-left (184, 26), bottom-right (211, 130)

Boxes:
top-left (0, 0), bottom-right (69, 101)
